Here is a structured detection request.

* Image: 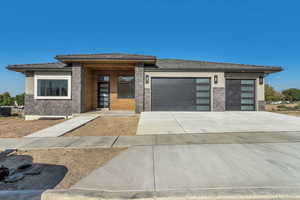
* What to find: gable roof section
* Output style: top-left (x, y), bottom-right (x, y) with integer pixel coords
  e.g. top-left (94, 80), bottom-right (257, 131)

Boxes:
top-left (146, 59), bottom-right (283, 73)
top-left (7, 62), bottom-right (68, 72)
top-left (55, 53), bottom-right (156, 63)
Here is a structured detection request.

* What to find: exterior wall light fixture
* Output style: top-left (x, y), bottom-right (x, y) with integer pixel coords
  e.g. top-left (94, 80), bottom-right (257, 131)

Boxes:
top-left (259, 76), bottom-right (264, 85)
top-left (145, 75), bottom-right (150, 84)
top-left (214, 75), bottom-right (218, 84)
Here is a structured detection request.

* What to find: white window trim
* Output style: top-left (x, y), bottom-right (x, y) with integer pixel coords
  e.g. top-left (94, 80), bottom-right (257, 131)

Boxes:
top-left (34, 74), bottom-right (72, 100)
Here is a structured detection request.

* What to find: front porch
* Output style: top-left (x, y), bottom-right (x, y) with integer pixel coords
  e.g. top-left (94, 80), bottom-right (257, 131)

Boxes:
top-left (83, 65), bottom-right (136, 112)
top-left (72, 62), bottom-right (146, 114)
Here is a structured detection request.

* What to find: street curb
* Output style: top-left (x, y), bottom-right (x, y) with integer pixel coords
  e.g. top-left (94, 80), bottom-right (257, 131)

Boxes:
top-left (42, 187), bottom-right (300, 200)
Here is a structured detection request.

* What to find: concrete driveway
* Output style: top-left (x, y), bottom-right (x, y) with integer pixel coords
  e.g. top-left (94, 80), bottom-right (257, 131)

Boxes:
top-left (71, 137), bottom-right (300, 199)
top-left (137, 111), bottom-right (300, 135)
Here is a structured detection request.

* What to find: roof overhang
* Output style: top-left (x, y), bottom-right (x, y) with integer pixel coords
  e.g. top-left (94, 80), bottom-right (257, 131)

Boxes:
top-left (55, 54), bottom-right (156, 65)
top-left (144, 67), bottom-right (283, 74)
top-left (6, 62), bottom-right (69, 73)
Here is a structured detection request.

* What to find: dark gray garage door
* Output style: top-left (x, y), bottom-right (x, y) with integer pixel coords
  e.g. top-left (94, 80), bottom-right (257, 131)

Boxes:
top-left (225, 79), bottom-right (256, 111)
top-left (151, 77), bottom-right (211, 111)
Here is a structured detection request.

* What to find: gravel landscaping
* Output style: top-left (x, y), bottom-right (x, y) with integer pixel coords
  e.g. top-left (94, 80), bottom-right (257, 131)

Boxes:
top-left (64, 116), bottom-right (139, 136)
top-left (0, 117), bottom-right (64, 138)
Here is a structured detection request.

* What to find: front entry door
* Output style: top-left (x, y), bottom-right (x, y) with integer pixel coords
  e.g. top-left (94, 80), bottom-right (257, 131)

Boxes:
top-left (226, 79), bottom-right (256, 111)
top-left (98, 76), bottom-right (110, 109)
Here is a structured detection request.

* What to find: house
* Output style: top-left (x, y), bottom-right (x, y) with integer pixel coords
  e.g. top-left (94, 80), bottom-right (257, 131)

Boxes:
top-left (7, 53), bottom-right (282, 120)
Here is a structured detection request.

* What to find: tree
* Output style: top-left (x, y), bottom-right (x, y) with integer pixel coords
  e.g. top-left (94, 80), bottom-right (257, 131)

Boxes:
top-left (0, 92), bottom-right (14, 106)
top-left (265, 84), bottom-right (282, 102)
top-left (282, 88), bottom-right (300, 102)
top-left (15, 93), bottom-right (25, 106)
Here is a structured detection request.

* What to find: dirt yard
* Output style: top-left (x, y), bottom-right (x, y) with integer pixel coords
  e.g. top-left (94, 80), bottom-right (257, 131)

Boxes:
top-left (273, 111), bottom-right (300, 117)
top-left (0, 117), bottom-right (64, 138)
top-left (0, 148), bottom-right (125, 190)
top-left (265, 103), bottom-right (298, 111)
top-left (65, 116), bottom-right (139, 136)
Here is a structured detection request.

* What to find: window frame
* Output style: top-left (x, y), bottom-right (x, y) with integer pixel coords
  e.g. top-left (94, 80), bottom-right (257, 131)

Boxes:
top-left (117, 76), bottom-right (135, 99)
top-left (34, 75), bottom-right (72, 100)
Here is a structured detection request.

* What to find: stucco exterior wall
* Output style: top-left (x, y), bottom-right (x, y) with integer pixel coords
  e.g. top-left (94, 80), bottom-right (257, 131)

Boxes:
top-left (25, 72), bottom-right (34, 95)
top-left (144, 72), bottom-right (225, 111)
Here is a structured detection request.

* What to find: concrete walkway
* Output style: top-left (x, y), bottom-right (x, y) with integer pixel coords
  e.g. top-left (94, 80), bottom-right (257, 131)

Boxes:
top-left (137, 111), bottom-right (300, 135)
top-left (66, 142), bottom-right (300, 199)
top-left (2, 131), bottom-right (300, 150)
top-left (26, 115), bottom-right (100, 137)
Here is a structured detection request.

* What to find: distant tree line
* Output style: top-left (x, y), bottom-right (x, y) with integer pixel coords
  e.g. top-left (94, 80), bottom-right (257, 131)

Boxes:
top-left (265, 84), bottom-right (300, 102)
top-left (0, 92), bottom-right (24, 106)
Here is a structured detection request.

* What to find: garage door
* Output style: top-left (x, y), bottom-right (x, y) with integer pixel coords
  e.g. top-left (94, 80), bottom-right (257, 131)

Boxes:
top-left (151, 77), bottom-right (211, 111)
top-left (225, 79), bottom-right (256, 111)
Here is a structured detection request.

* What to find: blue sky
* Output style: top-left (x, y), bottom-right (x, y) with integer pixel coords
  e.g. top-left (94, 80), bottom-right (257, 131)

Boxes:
top-left (0, 0), bottom-right (299, 96)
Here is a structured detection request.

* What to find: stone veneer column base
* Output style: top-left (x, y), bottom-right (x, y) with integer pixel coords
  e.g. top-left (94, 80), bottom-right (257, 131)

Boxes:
top-left (135, 64), bottom-right (144, 113)
top-left (213, 87), bottom-right (225, 111)
top-left (258, 100), bottom-right (266, 111)
top-left (72, 63), bottom-right (85, 114)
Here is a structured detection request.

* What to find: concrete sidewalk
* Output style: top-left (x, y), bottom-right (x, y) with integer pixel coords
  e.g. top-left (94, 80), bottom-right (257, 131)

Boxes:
top-left (26, 115), bottom-right (100, 137)
top-left (1, 131), bottom-right (300, 150)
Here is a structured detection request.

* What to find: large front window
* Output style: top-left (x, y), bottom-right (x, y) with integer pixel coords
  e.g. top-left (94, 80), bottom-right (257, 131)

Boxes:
top-left (118, 76), bottom-right (135, 98)
top-left (34, 75), bottom-right (71, 99)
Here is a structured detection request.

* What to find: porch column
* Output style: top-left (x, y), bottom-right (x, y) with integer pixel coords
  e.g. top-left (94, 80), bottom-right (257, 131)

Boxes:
top-left (72, 63), bottom-right (86, 113)
top-left (135, 63), bottom-right (144, 113)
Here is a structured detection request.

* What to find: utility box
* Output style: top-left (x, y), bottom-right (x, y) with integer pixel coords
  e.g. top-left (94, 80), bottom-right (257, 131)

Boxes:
top-left (0, 107), bottom-right (12, 117)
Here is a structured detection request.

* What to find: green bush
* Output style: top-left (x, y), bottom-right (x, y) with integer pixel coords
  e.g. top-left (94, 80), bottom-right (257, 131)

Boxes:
top-left (294, 104), bottom-right (300, 110)
top-left (0, 92), bottom-right (25, 106)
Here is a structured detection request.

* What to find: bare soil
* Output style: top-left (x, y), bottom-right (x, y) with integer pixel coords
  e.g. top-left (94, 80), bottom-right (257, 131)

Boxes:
top-left (1, 148), bottom-right (125, 190)
top-left (265, 103), bottom-right (298, 111)
top-left (65, 116), bottom-right (139, 136)
top-left (273, 111), bottom-right (300, 117)
top-left (0, 117), bottom-right (64, 138)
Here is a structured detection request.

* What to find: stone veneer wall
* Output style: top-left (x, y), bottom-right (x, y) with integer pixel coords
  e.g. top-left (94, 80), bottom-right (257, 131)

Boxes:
top-left (213, 87), bottom-right (225, 111)
top-left (72, 63), bottom-right (85, 113)
top-left (24, 95), bottom-right (73, 116)
top-left (258, 100), bottom-right (266, 111)
top-left (135, 64), bottom-right (144, 113)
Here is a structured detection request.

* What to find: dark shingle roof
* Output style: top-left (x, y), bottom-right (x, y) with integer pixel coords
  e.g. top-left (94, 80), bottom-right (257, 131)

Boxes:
top-left (147, 59), bottom-right (283, 73)
top-left (6, 55), bottom-right (283, 74)
top-left (7, 62), bottom-right (68, 72)
top-left (55, 53), bottom-right (156, 62)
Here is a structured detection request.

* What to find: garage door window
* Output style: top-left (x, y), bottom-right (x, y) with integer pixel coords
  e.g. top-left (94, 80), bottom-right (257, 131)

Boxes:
top-left (240, 80), bottom-right (255, 111)
top-left (195, 78), bottom-right (210, 111)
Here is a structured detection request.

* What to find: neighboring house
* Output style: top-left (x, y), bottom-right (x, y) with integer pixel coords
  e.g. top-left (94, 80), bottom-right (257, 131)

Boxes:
top-left (7, 53), bottom-right (282, 120)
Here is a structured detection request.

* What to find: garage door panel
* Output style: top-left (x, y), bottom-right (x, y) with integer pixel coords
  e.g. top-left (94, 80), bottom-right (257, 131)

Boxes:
top-left (225, 79), bottom-right (255, 111)
top-left (151, 78), bottom-right (211, 111)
